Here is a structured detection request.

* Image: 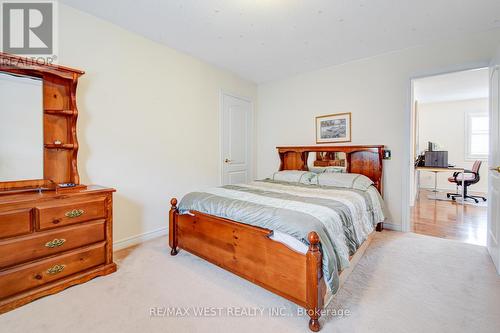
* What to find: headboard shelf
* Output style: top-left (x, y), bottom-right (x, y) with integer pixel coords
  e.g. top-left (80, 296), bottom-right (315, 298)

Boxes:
top-left (44, 109), bottom-right (78, 116)
top-left (277, 145), bottom-right (385, 194)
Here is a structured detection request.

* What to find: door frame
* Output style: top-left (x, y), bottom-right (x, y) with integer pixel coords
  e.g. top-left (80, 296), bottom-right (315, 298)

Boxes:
top-left (488, 64), bottom-right (500, 273)
top-left (402, 61), bottom-right (491, 232)
top-left (219, 90), bottom-right (255, 185)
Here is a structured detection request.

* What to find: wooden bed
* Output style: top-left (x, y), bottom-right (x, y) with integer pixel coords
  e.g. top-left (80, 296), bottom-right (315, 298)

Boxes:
top-left (169, 145), bottom-right (385, 331)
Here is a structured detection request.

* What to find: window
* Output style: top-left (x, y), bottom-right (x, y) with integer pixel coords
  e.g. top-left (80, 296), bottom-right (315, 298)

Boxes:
top-left (465, 111), bottom-right (489, 160)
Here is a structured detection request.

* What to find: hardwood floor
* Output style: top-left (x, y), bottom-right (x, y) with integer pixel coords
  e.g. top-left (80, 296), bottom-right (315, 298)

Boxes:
top-left (411, 189), bottom-right (487, 246)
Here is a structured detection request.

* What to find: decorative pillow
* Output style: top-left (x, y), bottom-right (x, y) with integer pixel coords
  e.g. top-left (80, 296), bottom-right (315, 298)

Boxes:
top-left (324, 166), bottom-right (346, 173)
top-left (316, 173), bottom-right (374, 190)
top-left (309, 166), bottom-right (346, 174)
top-left (271, 171), bottom-right (317, 185)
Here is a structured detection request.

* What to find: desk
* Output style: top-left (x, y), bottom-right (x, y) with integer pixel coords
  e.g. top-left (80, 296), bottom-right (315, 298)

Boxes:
top-left (416, 166), bottom-right (465, 204)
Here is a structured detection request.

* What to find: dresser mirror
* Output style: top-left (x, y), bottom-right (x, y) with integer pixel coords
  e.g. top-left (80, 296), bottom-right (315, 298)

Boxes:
top-left (0, 72), bottom-right (44, 183)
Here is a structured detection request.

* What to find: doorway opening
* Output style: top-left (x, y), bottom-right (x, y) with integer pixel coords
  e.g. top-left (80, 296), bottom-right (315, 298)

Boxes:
top-left (409, 68), bottom-right (490, 245)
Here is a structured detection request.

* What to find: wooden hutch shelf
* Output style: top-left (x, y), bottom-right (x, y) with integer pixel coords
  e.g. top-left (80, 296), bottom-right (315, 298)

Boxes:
top-left (44, 109), bottom-right (78, 116)
top-left (44, 143), bottom-right (77, 150)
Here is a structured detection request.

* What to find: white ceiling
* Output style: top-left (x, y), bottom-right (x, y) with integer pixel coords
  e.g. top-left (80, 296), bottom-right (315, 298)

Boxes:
top-left (60, 0), bottom-right (500, 83)
top-left (414, 68), bottom-right (489, 104)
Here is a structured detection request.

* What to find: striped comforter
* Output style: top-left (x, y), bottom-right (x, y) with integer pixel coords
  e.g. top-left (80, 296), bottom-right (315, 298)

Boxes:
top-left (178, 179), bottom-right (386, 293)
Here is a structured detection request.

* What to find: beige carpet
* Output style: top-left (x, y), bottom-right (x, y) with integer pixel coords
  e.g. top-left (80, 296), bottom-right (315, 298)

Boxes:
top-left (1, 231), bottom-right (500, 333)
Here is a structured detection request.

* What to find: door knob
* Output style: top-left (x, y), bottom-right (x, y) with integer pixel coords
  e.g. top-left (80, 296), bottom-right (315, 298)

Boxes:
top-left (224, 158), bottom-right (232, 163)
top-left (490, 166), bottom-right (500, 173)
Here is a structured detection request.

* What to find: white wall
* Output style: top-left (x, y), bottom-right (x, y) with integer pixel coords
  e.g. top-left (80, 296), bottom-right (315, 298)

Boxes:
top-left (418, 98), bottom-right (488, 193)
top-left (57, 5), bottom-right (257, 244)
top-left (257, 29), bottom-right (500, 228)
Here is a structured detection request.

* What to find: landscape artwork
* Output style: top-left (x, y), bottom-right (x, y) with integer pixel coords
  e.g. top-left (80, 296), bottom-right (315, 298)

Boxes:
top-left (316, 113), bottom-right (351, 143)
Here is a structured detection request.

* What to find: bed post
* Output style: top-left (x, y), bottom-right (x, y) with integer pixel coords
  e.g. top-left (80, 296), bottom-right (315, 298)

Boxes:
top-left (306, 232), bottom-right (323, 332)
top-left (169, 198), bottom-right (179, 255)
top-left (376, 222), bottom-right (384, 232)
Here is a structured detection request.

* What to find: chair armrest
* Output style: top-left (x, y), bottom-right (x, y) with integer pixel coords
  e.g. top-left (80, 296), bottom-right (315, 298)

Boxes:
top-left (453, 169), bottom-right (478, 182)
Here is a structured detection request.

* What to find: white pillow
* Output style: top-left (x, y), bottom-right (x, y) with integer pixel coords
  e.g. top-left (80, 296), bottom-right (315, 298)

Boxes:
top-left (271, 171), bottom-right (317, 185)
top-left (316, 173), bottom-right (374, 190)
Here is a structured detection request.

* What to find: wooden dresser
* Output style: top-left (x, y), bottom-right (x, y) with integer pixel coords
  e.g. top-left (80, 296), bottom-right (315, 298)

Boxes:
top-left (0, 53), bottom-right (116, 313)
top-left (0, 187), bottom-right (116, 313)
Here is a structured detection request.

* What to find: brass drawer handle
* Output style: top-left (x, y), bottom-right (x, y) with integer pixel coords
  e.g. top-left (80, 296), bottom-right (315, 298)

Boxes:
top-left (46, 264), bottom-right (66, 275)
top-left (45, 238), bottom-right (66, 248)
top-left (65, 209), bottom-right (84, 218)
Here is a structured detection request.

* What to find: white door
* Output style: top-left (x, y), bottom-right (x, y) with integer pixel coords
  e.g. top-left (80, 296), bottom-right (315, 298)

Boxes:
top-left (488, 54), bottom-right (500, 274)
top-left (221, 93), bottom-right (252, 185)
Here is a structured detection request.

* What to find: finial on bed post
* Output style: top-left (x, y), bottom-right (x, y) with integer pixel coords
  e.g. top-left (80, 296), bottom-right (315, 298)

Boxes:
top-left (308, 232), bottom-right (320, 252)
top-left (170, 198), bottom-right (178, 210)
top-left (169, 198), bottom-right (179, 256)
top-left (306, 231), bottom-right (322, 332)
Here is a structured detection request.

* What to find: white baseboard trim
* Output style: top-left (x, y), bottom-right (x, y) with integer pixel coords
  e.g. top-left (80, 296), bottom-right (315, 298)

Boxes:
top-left (383, 223), bottom-right (402, 232)
top-left (113, 227), bottom-right (167, 251)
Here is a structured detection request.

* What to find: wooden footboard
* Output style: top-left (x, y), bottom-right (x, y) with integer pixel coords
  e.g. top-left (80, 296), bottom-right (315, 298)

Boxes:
top-left (169, 198), bottom-right (383, 331)
top-left (169, 198), bottom-right (324, 330)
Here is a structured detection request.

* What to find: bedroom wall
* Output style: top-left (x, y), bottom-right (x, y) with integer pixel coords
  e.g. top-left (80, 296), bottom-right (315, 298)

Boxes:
top-left (57, 5), bottom-right (257, 246)
top-left (257, 29), bottom-right (500, 229)
top-left (417, 98), bottom-right (489, 193)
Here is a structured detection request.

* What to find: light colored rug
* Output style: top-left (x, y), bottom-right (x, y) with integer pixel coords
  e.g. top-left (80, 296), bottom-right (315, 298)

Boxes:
top-left (1, 231), bottom-right (499, 333)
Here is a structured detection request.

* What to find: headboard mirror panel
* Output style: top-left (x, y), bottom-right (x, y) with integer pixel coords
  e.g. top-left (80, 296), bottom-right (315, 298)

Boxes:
top-left (307, 152), bottom-right (346, 169)
top-left (277, 145), bottom-right (385, 194)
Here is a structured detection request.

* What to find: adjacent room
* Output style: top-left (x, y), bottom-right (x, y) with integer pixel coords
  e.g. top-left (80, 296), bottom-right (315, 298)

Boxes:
top-left (410, 68), bottom-right (490, 245)
top-left (1, 1), bottom-right (500, 333)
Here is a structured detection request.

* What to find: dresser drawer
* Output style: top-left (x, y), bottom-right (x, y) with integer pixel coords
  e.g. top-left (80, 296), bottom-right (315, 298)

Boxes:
top-left (0, 209), bottom-right (32, 239)
top-left (37, 197), bottom-right (107, 230)
top-left (0, 243), bottom-right (106, 299)
top-left (0, 220), bottom-right (105, 269)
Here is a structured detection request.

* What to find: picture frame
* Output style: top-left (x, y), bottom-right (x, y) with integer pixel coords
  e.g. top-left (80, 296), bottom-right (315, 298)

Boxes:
top-left (315, 112), bottom-right (352, 143)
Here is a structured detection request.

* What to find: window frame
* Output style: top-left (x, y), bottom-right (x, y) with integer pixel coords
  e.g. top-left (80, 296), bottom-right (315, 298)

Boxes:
top-left (464, 111), bottom-right (489, 161)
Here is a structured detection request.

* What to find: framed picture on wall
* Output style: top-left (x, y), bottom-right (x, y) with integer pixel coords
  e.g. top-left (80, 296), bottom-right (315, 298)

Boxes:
top-left (315, 112), bottom-right (352, 143)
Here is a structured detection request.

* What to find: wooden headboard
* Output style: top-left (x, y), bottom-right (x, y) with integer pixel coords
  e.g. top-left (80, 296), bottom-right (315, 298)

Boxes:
top-left (277, 145), bottom-right (385, 193)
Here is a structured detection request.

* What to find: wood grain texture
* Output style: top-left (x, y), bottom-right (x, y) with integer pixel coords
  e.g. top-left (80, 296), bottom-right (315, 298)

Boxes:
top-left (169, 200), bottom-right (325, 331)
top-left (0, 242), bottom-right (106, 299)
top-left (306, 232), bottom-right (323, 332)
top-left (0, 188), bottom-right (116, 314)
top-left (0, 263), bottom-right (116, 314)
top-left (0, 220), bottom-right (105, 269)
top-left (0, 208), bottom-right (32, 239)
top-left (36, 197), bottom-right (107, 230)
top-left (411, 189), bottom-right (487, 245)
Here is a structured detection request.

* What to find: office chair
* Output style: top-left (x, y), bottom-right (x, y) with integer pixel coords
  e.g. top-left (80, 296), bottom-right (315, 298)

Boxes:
top-left (446, 161), bottom-right (487, 203)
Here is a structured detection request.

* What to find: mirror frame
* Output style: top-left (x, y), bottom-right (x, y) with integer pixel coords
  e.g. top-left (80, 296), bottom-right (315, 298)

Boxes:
top-left (0, 52), bottom-right (85, 192)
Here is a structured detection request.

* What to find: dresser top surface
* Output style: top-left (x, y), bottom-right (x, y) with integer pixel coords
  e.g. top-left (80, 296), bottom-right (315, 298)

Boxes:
top-left (0, 185), bottom-right (115, 206)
